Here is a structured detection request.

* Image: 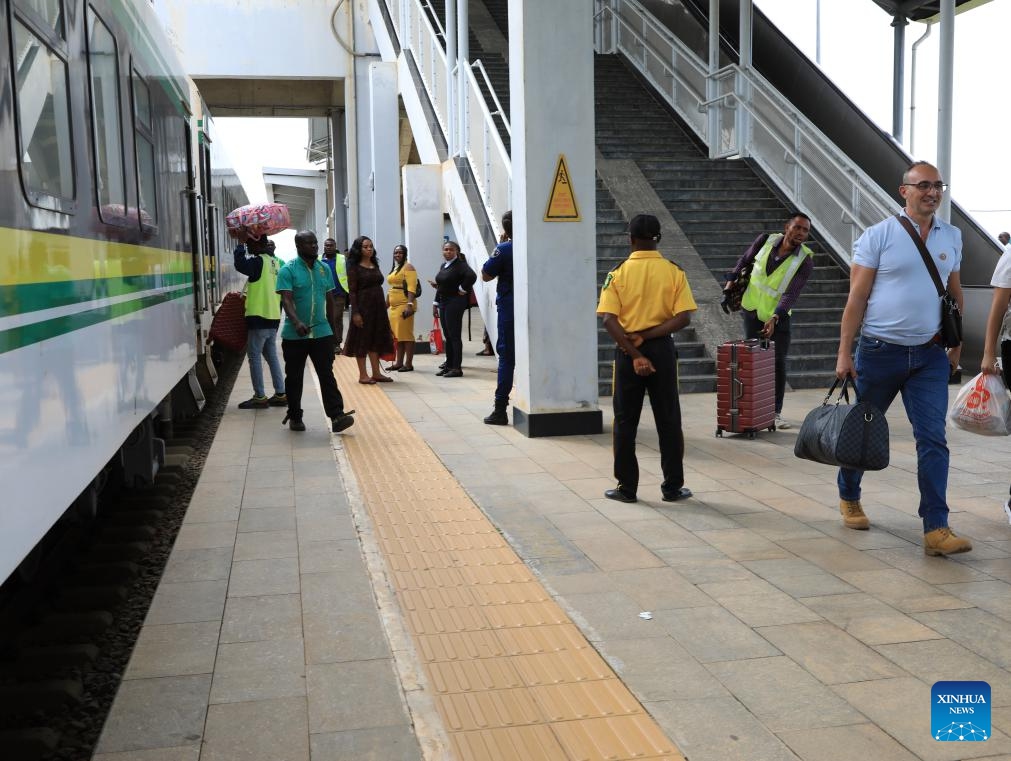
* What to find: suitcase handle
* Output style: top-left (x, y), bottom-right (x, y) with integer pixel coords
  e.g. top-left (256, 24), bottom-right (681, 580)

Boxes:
top-left (733, 378), bottom-right (744, 402)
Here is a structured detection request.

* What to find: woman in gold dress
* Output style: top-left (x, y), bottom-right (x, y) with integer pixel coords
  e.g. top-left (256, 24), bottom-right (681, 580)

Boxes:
top-left (386, 244), bottom-right (418, 371)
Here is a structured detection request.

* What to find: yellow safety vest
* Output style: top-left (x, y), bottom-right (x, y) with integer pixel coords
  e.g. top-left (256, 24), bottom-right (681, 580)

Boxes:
top-left (245, 254), bottom-right (282, 320)
top-left (740, 234), bottom-right (812, 322)
top-left (331, 254), bottom-right (349, 292)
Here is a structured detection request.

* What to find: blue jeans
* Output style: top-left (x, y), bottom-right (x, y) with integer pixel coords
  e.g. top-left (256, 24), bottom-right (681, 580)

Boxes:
top-left (247, 326), bottom-right (285, 398)
top-left (495, 310), bottom-right (514, 405)
top-left (837, 336), bottom-right (951, 531)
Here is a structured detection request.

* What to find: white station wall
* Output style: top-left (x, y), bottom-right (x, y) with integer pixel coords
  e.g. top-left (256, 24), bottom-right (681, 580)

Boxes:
top-left (151, 0), bottom-right (353, 79)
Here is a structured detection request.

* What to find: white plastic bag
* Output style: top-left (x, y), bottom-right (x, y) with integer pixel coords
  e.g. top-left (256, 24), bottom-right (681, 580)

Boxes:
top-left (948, 372), bottom-right (1011, 436)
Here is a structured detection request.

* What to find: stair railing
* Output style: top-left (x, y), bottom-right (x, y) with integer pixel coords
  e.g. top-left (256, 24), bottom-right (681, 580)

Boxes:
top-left (470, 59), bottom-right (511, 138)
top-left (382, 0), bottom-right (511, 233)
top-left (595, 0), bottom-right (901, 263)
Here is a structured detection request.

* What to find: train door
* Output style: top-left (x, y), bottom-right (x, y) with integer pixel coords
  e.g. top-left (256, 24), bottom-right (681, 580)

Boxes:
top-left (198, 133), bottom-right (220, 307)
top-left (181, 114), bottom-right (202, 315)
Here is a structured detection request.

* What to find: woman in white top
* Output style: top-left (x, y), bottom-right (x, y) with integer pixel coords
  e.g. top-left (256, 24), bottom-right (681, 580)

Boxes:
top-left (980, 247), bottom-right (1011, 524)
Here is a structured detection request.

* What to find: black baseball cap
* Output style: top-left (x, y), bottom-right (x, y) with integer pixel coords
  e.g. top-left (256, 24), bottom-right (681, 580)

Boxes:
top-left (628, 214), bottom-right (661, 241)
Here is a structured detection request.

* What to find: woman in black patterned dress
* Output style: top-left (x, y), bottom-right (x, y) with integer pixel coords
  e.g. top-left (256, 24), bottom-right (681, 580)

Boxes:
top-left (342, 236), bottom-right (395, 384)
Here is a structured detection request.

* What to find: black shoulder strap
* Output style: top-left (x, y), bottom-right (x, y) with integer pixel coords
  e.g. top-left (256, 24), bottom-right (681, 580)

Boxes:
top-left (895, 214), bottom-right (944, 297)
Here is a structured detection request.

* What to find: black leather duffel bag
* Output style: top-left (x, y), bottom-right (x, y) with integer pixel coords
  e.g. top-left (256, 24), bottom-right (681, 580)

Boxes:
top-left (794, 378), bottom-right (889, 471)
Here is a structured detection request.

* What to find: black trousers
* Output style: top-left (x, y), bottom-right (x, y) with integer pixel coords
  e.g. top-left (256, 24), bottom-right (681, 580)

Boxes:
top-left (440, 295), bottom-right (467, 370)
top-left (281, 337), bottom-right (345, 420)
top-left (329, 294), bottom-right (346, 353)
top-left (612, 336), bottom-right (685, 496)
top-left (743, 310), bottom-right (791, 414)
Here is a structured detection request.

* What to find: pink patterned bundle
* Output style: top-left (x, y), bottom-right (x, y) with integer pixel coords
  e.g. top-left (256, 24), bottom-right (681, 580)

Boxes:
top-left (225, 203), bottom-right (290, 240)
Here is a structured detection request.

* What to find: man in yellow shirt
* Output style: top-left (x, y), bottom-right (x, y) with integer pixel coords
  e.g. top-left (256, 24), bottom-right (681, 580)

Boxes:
top-left (597, 214), bottom-right (698, 504)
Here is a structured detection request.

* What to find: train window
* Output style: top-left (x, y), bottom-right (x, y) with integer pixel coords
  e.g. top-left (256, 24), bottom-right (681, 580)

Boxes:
top-left (132, 72), bottom-right (157, 221)
top-left (134, 74), bottom-right (151, 130)
top-left (86, 9), bottom-right (125, 213)
top-left (11, 18), bottom-right (74, 203)
top-left (16, 0), bottom-right (64, 38)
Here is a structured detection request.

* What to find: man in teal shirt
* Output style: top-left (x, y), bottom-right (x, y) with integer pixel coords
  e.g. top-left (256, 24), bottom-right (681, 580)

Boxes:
top-left (276, 230), bottom-right (354, 433)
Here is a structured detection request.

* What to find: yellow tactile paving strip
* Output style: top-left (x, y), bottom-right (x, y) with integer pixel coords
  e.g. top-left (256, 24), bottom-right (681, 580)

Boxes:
top-left (332, 361), bottom-right (685, 761)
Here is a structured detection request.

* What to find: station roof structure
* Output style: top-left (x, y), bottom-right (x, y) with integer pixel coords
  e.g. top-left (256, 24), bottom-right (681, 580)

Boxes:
top-left (867, 0), bottom-right (994, 22)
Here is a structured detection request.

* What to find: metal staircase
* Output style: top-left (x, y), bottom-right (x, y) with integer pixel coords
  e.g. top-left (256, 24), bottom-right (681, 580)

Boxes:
top-left (595, 54), bottom-right (846, 390)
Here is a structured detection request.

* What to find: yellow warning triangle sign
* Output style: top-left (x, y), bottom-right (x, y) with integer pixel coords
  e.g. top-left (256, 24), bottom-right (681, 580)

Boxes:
top-left (544, 154), bottom-right (580, 222)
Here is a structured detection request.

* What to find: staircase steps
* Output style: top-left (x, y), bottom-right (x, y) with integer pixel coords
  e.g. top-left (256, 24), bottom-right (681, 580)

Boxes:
top-left (594, 53), bottom-right (851, 393)
top-left (481, 0), bottom-right (510, 39)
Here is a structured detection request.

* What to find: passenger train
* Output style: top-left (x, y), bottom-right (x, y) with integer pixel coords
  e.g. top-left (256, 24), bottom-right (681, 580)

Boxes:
top-left (0, 0), bottom-right (249, 585)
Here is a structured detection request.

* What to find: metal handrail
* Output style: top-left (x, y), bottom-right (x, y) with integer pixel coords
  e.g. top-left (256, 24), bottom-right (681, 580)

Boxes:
top-left (470, 59), bottom-right (512, 137)
top-left (609, 0), bottom-right (709, 79)
top-left (419, 0), bottom-right (445, 38)
top-left (597, 0), bottom-right (902, 259)
top-left (388, 0), bottom-right (511, 230)
top-left (736, 66), bottom-right (898, 220)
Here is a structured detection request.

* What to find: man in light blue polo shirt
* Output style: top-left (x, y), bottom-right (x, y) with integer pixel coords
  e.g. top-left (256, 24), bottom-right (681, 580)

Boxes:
top-left (276, 231), bottom-right (354, 434)
top-left (835, 161), bottom-right (969, 556)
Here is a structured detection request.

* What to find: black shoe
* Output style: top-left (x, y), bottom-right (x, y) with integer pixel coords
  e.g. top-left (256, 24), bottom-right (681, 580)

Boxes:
top-left (604, 488), bottom-right (637, 503)
top-left (435, 368), bottom-right (449, 376)
top-left (484, 407), bottom-right (508, 425)
top-left (282, 412), bottom-right (306, 432)
top-left (444, 369), bottom-right (463, 378)
top-left (438, 362), bottom-right (448, 370)
top-left (331, 410), bottom-right (355, 433)
top-left (661, 487), bottom-right (693, 502)
top-left (238, 396), bottom-right (269, 409)
top-left (267, 394), bottom-right (288, 407)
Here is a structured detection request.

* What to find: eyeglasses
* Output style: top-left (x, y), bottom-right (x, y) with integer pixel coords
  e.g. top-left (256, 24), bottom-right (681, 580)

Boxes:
top-left (903, 181), bottom-right (947, 192)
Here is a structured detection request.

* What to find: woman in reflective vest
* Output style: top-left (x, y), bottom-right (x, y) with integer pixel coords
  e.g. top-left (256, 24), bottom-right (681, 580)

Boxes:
top-left (727, 213), bottom-right (814, 428)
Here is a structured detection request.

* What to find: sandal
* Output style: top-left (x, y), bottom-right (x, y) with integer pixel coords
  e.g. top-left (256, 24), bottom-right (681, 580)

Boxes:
top-left (386, 364), bottom-right (403, 371)
top-left (476, 348), bottom-right (494, 356)
top-left (371, 375), bottom-right (394, 383)
top-left (398, 366), bottom-right (414, 372)
top-left (358, 378), bottom-right (376, 385)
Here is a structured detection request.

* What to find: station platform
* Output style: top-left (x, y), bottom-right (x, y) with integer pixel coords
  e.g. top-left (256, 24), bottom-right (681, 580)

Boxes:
top-left (94, 343), bottom-right (1011, 761)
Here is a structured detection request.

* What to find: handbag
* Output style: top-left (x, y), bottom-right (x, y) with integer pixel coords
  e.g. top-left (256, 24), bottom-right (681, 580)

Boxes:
top-left (429, 316), bottom-right (444, 354)
top-left (895, 215), bottom-right (962, 348)
top-left (721, 257), bottom-right (755, 313)
top-left (794, 378), bottom-right (890, 470)
top-left (208, 292), bottom-right (248, 352)
top-left (401, 275), bottom-right (421, 298)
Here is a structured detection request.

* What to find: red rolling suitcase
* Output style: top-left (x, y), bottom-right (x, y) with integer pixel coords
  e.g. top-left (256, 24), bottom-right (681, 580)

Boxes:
top-left (716, 339), bottom-right (776, 438)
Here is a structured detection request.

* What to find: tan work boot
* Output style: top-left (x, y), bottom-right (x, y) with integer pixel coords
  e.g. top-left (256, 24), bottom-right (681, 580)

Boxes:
top-left (839, 499), bottom-right (870, 530)
top-left (924, 527), bottom-right (972, 557)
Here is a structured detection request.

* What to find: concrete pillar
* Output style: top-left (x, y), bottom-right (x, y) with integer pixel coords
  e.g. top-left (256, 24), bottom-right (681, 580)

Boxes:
top-left (329, 109), bottom-right (349, 246)
top-left (368, 61), bottom-right (401, 255)
top-left (509, 0), bottom-right (601, 437)
top-left (350, 58), bottom-right (371, 238)
top-left (402, 165), bottom-right (443, 330)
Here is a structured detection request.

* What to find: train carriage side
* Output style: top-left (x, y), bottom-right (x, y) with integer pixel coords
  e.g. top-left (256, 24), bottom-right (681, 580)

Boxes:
top-left (0, 0), bottom-right (246, 586)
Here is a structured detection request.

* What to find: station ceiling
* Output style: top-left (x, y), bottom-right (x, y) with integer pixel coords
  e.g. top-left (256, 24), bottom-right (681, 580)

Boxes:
top-left (195, 78), bottom-right (344, 117)
top-left (867, 0), bottom-right (994, 22)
